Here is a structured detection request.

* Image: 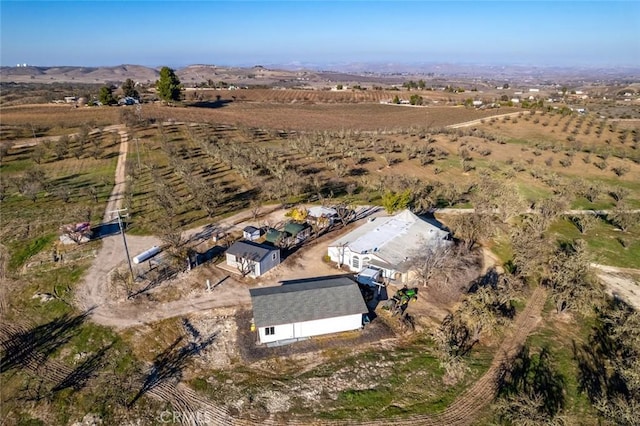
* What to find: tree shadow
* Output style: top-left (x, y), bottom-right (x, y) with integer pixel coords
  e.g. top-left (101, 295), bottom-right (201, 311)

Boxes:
top-left (0, 310), bottom-right (92, 374)
top-left (496, 344), bottom-right (565, 418)
top-left (573, 297), bottom-right (634, 407)
top-left (51, 344), bottom-right (112, 392)
top-left (438, 313), bottom-right (476, 357)
top-left (128, 328), bottom-right (218, 407)
top-left (129, 264), bottom-right (178, 299)
top-left (189, 99), bottom-right (233, 109)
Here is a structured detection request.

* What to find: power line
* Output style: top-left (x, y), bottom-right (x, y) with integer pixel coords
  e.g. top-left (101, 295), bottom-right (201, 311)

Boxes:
top-left (109, 208), bottom-right (134, 283)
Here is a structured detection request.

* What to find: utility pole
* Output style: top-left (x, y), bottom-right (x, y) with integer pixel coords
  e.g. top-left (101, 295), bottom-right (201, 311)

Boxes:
top-left (134, 137), bottom-right (141, 170)
top-left (109, 208), bottom-right (134, 282)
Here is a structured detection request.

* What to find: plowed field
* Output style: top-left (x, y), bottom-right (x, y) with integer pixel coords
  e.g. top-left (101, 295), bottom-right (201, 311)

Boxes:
top-left (1, 102), bottom-right (518, 135)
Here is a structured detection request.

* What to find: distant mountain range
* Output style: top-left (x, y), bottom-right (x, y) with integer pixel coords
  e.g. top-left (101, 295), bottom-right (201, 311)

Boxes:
top-left (1, 63), bottom-right (639, 86)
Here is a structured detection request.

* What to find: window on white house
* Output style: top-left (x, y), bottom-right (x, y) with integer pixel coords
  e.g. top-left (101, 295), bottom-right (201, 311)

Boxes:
top-left (352, 255), bottom-right (360, 269)
top-left (265, 326), bottom-right (275, 335)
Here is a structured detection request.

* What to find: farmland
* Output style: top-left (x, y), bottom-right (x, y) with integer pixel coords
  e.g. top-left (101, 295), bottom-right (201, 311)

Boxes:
top-left (1, 81), bottom-right (639, 425)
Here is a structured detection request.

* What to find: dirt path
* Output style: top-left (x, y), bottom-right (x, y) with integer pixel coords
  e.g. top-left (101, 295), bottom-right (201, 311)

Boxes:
top-left (9, 124), bottom-right (124, 149)
top-left (163, 286), bottom-right (548, 426)
top-left (102, 127), bottom-right (130, 222)
top-left (592, 263), bottom-right (640, 310)
top-left (66, 119), bottom-right (607, 424)
top-left (446, 111), bottom-right (528, 129)
top-left (433, 207), bottom-right (640, 216)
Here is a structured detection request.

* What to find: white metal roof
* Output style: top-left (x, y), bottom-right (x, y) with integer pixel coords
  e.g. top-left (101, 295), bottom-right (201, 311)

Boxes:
top-left (308, 206), bottom-right (338, 217)
top-left (329, 209), bottom-right (449, 266)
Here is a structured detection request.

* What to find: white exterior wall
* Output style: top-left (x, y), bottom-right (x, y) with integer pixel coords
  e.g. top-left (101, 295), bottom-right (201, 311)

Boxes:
top-left (225, 253), bottom-right (257, 276)
top-left (258, 323), bottom-right (294, 344)
top-left (294, 314), bottom-right (362, 338)
top-left (328, 246), bottom-right (398, 278)
top-left (258, 313), bottom-right (363, 344)
top-left (328, 246), bottom-right (353, 269)
top-left (226, 251), bottom-right (280, 278)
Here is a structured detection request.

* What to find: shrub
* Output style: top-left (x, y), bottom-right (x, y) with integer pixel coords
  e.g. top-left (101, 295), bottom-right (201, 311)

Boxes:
top-left (594, 160), bottom-right (608, 170)
top-left (559, 158), bottom-right (573, 168)
top-left (611, 166), bottom-right (629, 176)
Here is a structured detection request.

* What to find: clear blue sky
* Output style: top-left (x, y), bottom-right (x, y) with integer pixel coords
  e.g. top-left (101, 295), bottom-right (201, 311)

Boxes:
top-left (1, 1), bottom-right (639, 68)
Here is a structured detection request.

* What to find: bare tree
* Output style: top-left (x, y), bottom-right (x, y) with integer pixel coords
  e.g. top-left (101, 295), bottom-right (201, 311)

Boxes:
top-left (54, 185), bottom-right (72, 203)
top-left (545, 240), bottom-right (604, 315)
top-left (0, 141), bottom-right (14, 164)
top-left (472, 177), bottom-right (526, 223)
top-left (609, 187), bottom-right (630, 203)
top-left (447, 212), bottom-right (493, 251)
top-left (235, 254), bottom-right (256, 277)
top-left (53, 135), bottom-right (70, 160)
top-left (411, 245), bottom-right (452, 288)
top-left (250, 199), bottom-right (262, 220)
top-left (608, 200), bottom-right (638, 232)
top-left (30, 144), bottom-right (46, 164)
top-left (570, 212), bottom-right (599, 234)
top-left (532, 197), bottom-right (568, 233)
top-left (335, 203), bottom-right (355, 227)
top-left (510, 216), bottom-right (552, 280)
top-left (112, 268), bottom-right (134, 298)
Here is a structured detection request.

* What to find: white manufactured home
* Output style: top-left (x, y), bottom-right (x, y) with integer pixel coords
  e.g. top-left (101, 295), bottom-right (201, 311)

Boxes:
top-left (327, 209), bottom-right (450, 284)
top-left (249, 276), bottom-right (368, 345)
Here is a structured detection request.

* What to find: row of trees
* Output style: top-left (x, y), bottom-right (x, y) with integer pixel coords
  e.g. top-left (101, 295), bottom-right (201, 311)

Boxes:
top-left (98, 78), bottom-right (140, 105)
top-left (96, 67), bottom-right (181, 105)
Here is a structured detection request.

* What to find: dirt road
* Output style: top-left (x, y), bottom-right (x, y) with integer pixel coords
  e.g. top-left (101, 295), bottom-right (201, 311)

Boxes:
top-left (68, 120), bottom-right (635, 424)
top-left (593, 263), bottom-right (640, 310)
top-left (446, 111), bottom-right (527, 129)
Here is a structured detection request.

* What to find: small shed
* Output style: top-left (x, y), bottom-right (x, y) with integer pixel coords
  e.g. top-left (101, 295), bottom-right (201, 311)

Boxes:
top-left (225, 240), bottom-right (280, 278)
top-left (265, 228), bottom-right (291, 247)
top-left (283, 222), bottom-right (312, 245)
top-left (308, 206), bottom-right (338, 227)
top-left (249, 276), bottom-right (368, 345)
top-left (243, 226), bottom-right (262, 241)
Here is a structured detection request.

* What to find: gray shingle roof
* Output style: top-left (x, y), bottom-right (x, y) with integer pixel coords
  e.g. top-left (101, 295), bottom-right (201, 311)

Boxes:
top-left (226, 240), bottom-right (277, 262)
top-left (249, 276), bottom-right (368, 327)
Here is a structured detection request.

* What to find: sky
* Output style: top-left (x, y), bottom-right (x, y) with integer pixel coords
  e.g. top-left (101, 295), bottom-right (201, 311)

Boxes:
top-left (1, 1), bottom-right (639, 69)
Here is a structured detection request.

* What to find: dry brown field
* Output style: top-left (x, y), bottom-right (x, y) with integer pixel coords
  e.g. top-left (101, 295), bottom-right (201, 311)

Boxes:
top-left (186, 88), bottom-right (460, 104)
top-left (2, 91), bottom-right (640, 425)
top-left (1, 102), bottom-right (518, 137)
